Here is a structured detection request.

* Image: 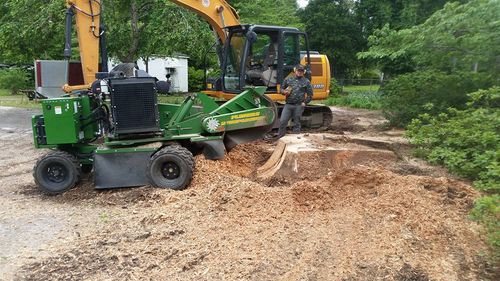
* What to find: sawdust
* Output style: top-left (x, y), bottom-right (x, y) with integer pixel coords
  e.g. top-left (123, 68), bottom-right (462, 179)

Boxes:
top-left (16, 144), bottom-right (495, 281)
top-left (1, 107), bottom-right (497, 280)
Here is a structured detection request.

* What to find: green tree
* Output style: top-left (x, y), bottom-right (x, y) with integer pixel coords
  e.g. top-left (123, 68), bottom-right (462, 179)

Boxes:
top-left (299, 0), bottom-right (365, 78)
top-left (0, 0), bottom-right (218, 68)
top-left (229, 0), bottom-right (302, 28)
top-left (104, 0), bottom-right (216, 67)
top-left (359, 0), bottom-right (500, 77)
top-left (355, 0), bottom-right (454, 39)
top-left (0, 0), bottom-right (66, 64)
top-left (382, 70), bottom-right (494, 126)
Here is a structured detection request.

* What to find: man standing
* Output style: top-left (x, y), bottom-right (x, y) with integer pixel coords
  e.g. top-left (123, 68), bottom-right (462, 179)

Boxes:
top-left (277, 64), bottom-right (313, 138)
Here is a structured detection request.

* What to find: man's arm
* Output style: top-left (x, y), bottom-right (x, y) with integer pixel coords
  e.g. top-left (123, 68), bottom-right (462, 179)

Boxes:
top-left (305, 80), bottom-right (313, 104)
top-left (281, 77), bottom-right (290, 95)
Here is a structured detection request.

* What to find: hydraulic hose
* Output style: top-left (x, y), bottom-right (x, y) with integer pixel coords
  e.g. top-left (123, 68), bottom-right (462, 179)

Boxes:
top-left (63, 7), bottom-right (74, 59)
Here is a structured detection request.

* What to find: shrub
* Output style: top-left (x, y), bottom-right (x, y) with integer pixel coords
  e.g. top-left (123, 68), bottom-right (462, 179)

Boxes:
top-left (188, 67), bottom-right (205, 92)
top-left (0, 68), bottom-right (31, 94)
top-left (406, 87), bottom-right (500, 192)
top-left (406, 87), bottom-right (500, 250)
top-left (382, 70), bottom-right (494, 127)
top-left (329, 77), bottom-right (342, 97)
top-left (470, 195), bottom-right (500, 253)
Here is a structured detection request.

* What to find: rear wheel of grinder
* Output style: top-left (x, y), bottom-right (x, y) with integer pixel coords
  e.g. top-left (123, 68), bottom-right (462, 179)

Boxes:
top-left (147, 146), bottom-right (194, 190)
top-left (33, 151), bottom-right (81, 195)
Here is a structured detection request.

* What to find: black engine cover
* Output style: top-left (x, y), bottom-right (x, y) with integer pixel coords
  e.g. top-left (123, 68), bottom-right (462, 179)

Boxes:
top-left (109, 77), bottom-right (160, 135)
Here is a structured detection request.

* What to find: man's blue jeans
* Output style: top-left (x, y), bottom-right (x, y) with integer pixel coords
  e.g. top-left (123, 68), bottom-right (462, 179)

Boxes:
top-left (277, 103), bottom-right (304, 138)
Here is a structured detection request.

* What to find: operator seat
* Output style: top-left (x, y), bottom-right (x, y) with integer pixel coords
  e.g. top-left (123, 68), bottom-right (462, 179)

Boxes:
top-left (246, 43), bottom-right (278, 87)
top-left (261, 43), bottom-right (277, 87)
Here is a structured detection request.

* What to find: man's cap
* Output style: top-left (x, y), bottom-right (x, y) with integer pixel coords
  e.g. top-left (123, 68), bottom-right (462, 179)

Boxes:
top-left (295, 65), bottom-right (305, 72)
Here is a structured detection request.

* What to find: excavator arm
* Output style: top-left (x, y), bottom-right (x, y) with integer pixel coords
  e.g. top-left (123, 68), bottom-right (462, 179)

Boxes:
top-left (64, 0), bottom-right (101, 92)
top-left (63, 0), bottom-right (240, 92)
top-left (170, 0), bottom-right (240, 43)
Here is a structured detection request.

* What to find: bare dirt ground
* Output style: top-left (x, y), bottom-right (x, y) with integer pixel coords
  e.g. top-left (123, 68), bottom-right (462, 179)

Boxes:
top-left (0, 106), bottom-right (497, 280)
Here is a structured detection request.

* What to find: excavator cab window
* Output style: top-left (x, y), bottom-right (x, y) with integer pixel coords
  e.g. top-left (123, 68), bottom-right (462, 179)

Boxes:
top-left (223, 32), bottom-right (246, 91)
top-left (222, 26), bottom-right (310, 93)
top-left (281, 32), bottom-right (311, 80)
top-left (245, 32), bottom-right (278, 89)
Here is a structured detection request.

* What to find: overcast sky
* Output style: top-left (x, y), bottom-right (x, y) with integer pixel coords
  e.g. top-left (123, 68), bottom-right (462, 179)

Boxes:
top-left (297, 0), bottom-right (309, 8)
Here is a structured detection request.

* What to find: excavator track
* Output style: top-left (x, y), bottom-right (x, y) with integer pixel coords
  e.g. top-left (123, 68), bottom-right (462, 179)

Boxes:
top-left (276, 104), bottom-right (333, 131)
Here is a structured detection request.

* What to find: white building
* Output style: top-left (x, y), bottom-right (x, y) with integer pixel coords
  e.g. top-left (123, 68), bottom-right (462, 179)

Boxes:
top-left (109, 55), bottom-right (189, 93)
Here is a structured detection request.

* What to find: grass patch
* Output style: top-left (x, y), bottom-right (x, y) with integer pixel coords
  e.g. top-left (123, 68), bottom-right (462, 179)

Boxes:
top-left (0, 89), bottom-right (11, 96)
top-left (343, 84), bottom-right (380, 93)
top-left (0, 91), bottom-right (40, 109)
top-left (320, 91), bottom-right (383, 110)
top-left (157, 94), bottom-right (186, 104)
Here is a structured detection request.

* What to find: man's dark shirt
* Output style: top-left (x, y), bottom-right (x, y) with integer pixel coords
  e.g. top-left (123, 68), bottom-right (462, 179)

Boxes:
top-left (281, 76), bottom-right (313, 105)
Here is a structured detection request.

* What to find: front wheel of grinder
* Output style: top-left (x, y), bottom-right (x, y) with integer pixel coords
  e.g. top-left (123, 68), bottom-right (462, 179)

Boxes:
top-left (33, 151), bottom-right (81, 195)
top-left (147, 145), bottom-right (194, 190)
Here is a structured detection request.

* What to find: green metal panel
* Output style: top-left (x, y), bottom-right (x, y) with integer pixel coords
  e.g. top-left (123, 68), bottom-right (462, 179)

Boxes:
top-left (202, 107), bottom-right (275, 133)
top-left (158, 103), bottom-right (204, 130)
top-left (41, 97), bottom-right (82, 145)
top-left (95, 147), bottom-right (158, 154)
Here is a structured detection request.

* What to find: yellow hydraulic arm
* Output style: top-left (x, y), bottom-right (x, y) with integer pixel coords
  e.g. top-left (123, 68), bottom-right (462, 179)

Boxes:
top-left (63, 0), bottom-right (101, 92)
top-left (63, 0), bottom-right (240, 93)
top-left (170, 0), bottom-right (240, 43)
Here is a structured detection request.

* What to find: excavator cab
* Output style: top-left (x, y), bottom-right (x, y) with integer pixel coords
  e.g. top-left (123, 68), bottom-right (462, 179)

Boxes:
top-left (217, 25), bottom-right (311, 94)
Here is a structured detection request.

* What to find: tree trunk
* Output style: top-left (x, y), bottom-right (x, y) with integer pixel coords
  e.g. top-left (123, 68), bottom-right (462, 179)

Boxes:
top-left (122, 0), bottom-right (141, 63)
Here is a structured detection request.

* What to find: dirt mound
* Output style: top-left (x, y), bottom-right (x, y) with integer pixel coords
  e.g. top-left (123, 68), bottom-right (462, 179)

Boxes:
top-left (18, 140), bottom-right (493, 281)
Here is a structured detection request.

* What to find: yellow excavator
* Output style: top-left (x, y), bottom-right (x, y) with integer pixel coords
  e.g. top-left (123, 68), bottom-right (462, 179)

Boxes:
top-left (63, 0), bottom-right (332, 129)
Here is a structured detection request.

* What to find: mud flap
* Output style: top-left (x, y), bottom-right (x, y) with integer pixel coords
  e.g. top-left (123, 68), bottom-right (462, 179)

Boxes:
top-left (200, 140), bottom-right (226, 160)
top-left (94, 151), bottom-right (153, 189)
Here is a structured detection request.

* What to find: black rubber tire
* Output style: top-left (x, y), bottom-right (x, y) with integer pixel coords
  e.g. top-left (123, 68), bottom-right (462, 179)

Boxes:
top-left (147, 146), bottom-right (194, 190)
top-left (33, 151), bottom-right (81, 195)
top-left (81, 164), bottom-right (93, 174)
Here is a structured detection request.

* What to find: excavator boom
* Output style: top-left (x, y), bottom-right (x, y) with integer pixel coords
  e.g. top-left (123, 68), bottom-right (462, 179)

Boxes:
top-left (170, 0), bottom-right (240, 42)
top-left (63, 0), bottom-right (240, 92)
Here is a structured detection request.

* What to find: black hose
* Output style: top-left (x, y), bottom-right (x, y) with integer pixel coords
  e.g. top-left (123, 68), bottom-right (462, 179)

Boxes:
top-left (63, 7), bottom-right (74, 59)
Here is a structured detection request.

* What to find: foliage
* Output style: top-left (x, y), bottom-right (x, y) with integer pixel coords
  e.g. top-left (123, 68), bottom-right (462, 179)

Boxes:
top-left (354, 69), bottom-right (380, 80)
top-left (381, 70), bottom-right (494, 127)
top-left (0, 0), bottom-right (66, 63)
top-left (104, 0), bottom-right (217, 67)
top-left (188, 67), bottom-right (205, 92)
top-left (406, 87), bottom-right (500, 250)
top-left (355, 0), bottom-right (454, 38)
top-left (359, 0), bottom-right (500, 77)
top-left (299, 0), bottom-right (365, 78)
top-left (329, 77), bottom-right (342, 96)
top-left (406, 87), bottom-right (500, 191)
top-left (0, 89), bottom-right (10, 96)
top-left (0, 68), bottom-right (31, 94)
top-left (229, 0), bottom-right (302, 28)
top-left (325, 91), bottom-right (382, 110)
top-left (470, 195), bottom-right (500, 252)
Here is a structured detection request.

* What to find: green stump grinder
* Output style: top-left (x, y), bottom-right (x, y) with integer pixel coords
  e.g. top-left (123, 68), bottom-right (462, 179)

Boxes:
top-left (31, 75), bottom-right (276, 194)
